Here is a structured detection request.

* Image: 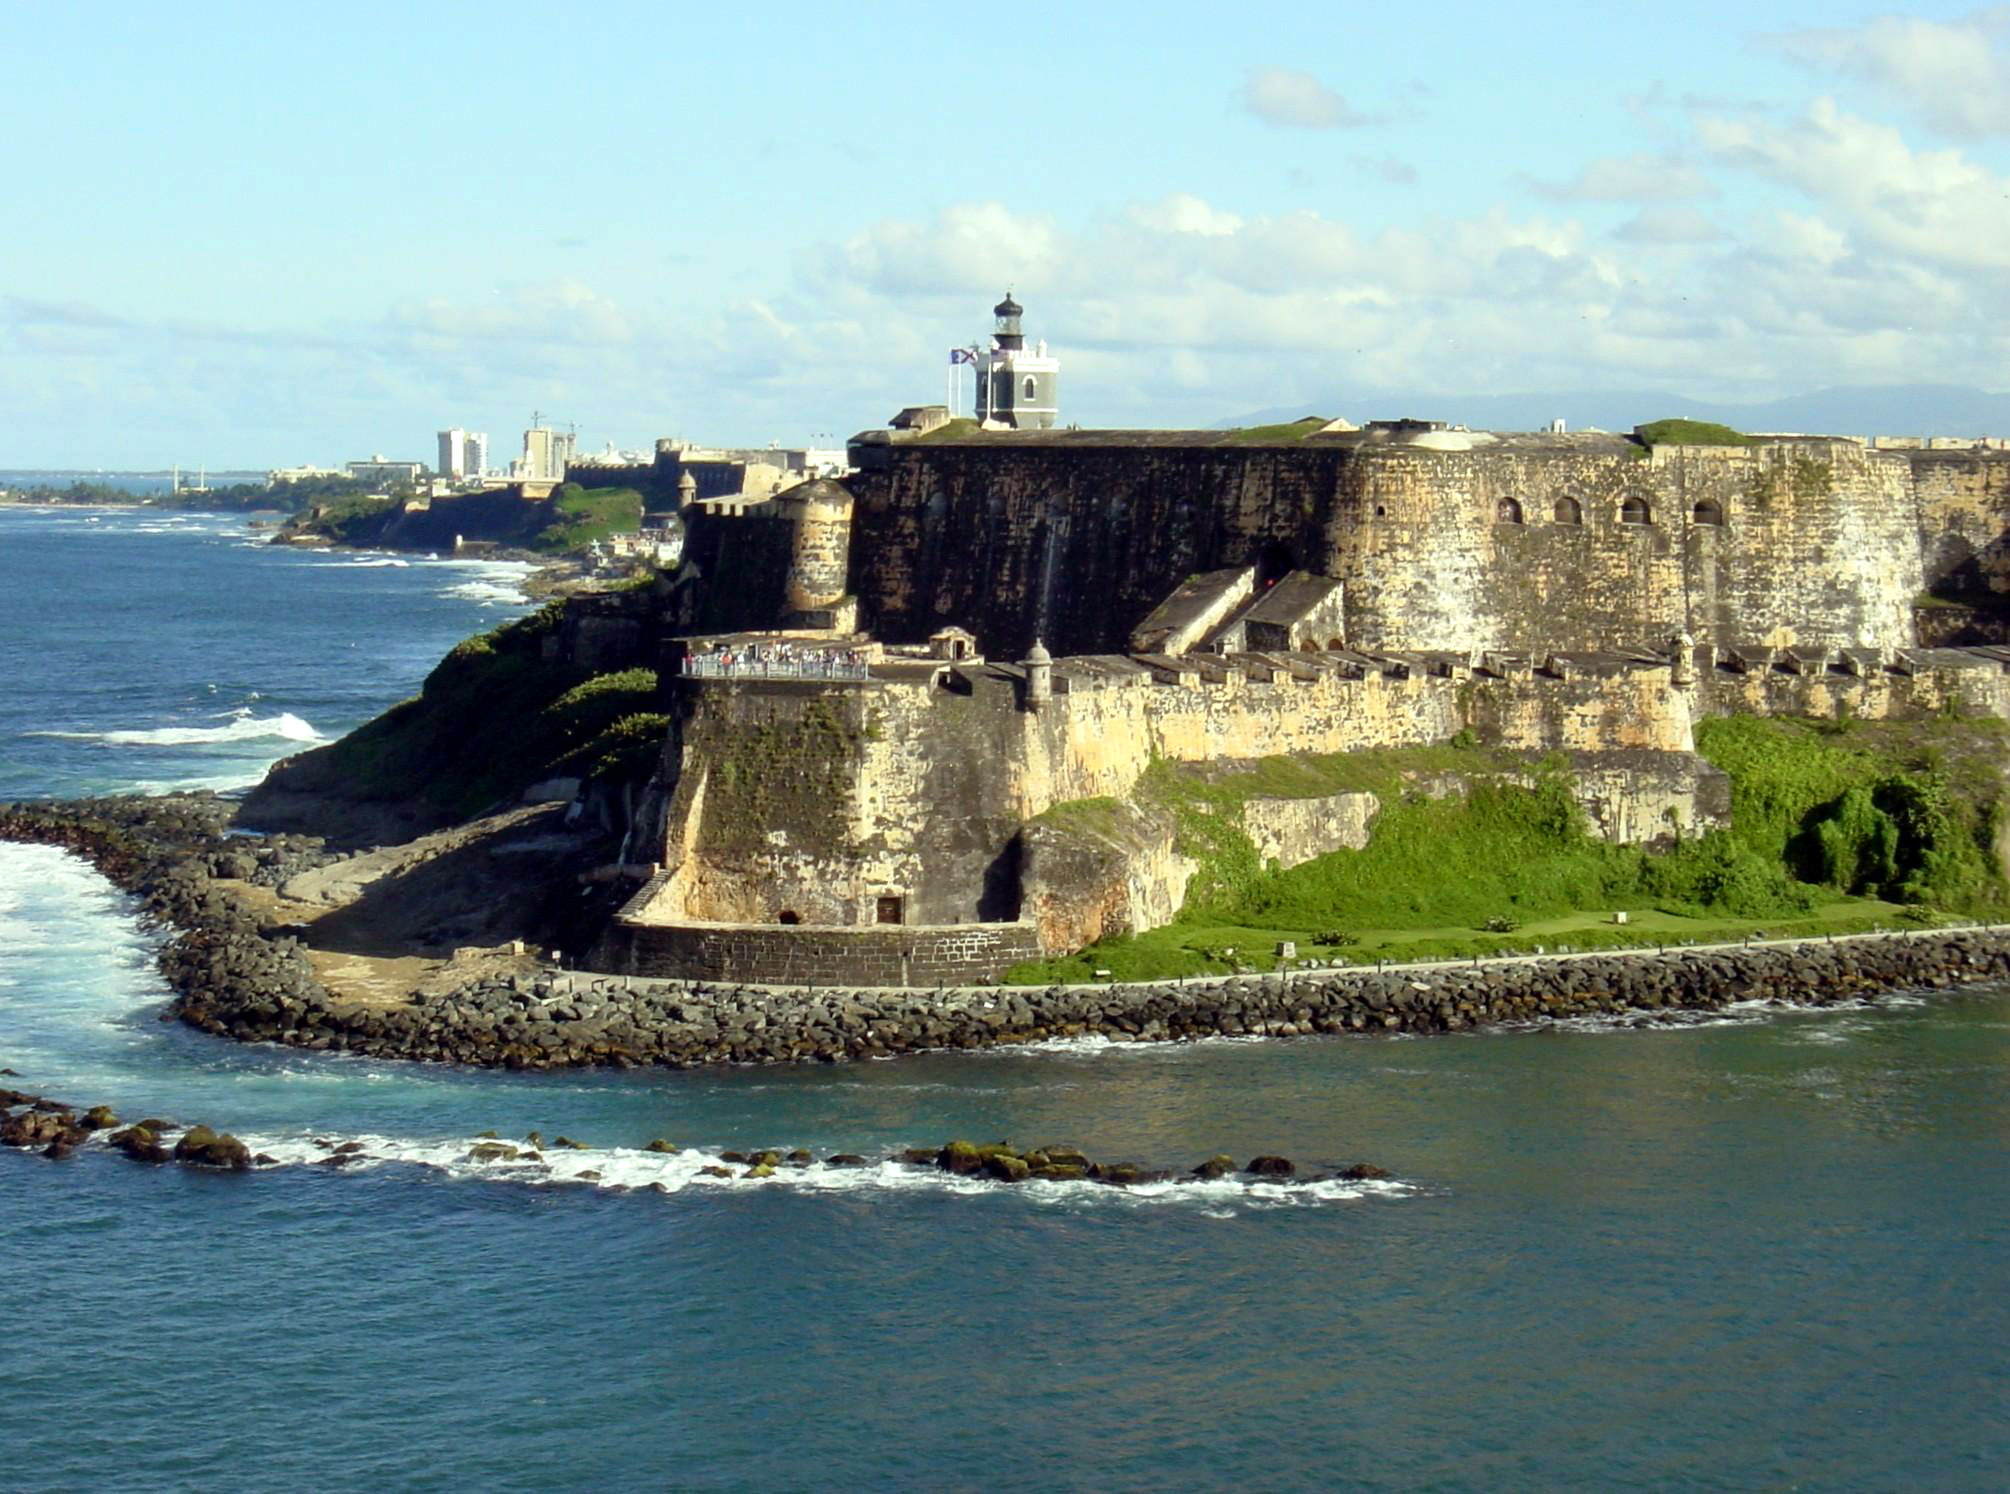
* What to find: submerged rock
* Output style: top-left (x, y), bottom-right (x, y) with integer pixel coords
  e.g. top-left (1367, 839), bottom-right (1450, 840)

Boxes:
top-left (109, 1126), bottom-right (170, 1164)
top-left (173, 1125), bottom-right (251, 1171)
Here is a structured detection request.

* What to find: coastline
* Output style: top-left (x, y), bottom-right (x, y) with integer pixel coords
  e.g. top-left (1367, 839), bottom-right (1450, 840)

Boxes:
top-left (5, 796), bottom-right (2006, 1071)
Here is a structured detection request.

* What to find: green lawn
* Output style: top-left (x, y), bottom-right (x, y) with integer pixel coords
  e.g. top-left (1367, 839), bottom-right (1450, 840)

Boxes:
top-left (1216, 417), bottom-right (1329, 445)
top-left (1004, 898), bottom-right (1922, 984)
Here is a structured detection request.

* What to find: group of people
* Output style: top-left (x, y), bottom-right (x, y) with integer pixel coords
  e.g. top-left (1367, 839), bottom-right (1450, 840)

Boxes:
top-left (683, 639), bottom-right (872, 681)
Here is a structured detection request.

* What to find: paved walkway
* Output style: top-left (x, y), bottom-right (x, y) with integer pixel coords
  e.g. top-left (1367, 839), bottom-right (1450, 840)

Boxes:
top-left (547, 920), bottom-right (2010, 1002)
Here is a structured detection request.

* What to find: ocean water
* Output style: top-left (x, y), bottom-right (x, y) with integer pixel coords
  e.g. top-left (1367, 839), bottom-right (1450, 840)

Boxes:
top-left (1, 508), bottom-right (2006, 1489)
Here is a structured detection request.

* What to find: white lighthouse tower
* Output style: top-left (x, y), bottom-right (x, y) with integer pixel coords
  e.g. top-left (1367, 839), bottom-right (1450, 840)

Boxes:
top-left (974, 291), bottom-right (1060, 430)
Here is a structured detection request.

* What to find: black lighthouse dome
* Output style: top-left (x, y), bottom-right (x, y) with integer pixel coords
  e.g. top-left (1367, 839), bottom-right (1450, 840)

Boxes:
top-left (993, 290), bottom-right (1024, 350)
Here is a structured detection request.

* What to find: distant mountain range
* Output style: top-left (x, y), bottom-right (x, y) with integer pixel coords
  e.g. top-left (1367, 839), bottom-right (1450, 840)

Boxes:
top-left (1217, 385), bottom-right (2010, 439)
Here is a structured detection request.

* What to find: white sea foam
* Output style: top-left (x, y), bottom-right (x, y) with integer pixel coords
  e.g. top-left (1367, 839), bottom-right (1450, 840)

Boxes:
top-left (434, 558), bottom-right (536, 607)
top-left (214, 1132), bottom-right (1413, 1212)
top-left (31, 709), bottom-right (324, 748)
top-left (441, 579), bottom-right (531, 606)
top-left (1000, 1032), bottom-right (1274, 1057)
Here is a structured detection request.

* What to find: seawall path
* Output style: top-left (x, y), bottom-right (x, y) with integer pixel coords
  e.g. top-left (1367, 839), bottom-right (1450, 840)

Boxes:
top-left (5, 797), bottom-right (2007, 1070)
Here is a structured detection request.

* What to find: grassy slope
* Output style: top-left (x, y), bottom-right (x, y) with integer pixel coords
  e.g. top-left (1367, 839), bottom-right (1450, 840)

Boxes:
top-left (302, 604), bottom-right (665, 821)
top-left (530, 484), bottom-right (644, 554)
top-left (1006, 719), bottom-right (2008, 983)
top-left (1636, 418), bottom-right (1756, 447)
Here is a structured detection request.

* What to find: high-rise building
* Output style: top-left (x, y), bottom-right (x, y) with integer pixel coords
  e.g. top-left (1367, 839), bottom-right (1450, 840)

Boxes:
top-left (437, 428), bottom-right (467, 480)
top-left (521, 424), bottom-right (577, 483)
top-left (464, 432), bottom-right (489, 478)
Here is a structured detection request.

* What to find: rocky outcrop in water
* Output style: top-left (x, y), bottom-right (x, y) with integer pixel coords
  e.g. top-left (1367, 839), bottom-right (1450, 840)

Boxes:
top-left (0, 1087), bottom-right (251, 1170)
top-left (1, 1095), bottom-right (1379, 1191)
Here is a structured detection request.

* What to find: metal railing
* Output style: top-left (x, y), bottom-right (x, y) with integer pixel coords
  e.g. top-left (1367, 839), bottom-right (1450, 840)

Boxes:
top-left (682, 650), bottom-right (872, 683)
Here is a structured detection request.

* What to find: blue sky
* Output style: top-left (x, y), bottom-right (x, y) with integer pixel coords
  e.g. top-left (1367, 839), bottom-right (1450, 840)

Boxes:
top-left (6, 2), bottom-right (2010, 466)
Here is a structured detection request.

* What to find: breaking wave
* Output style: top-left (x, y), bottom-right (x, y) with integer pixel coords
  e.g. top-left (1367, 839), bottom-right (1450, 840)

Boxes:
top-left (176, 1131), bottom-right (1420, 1212)
top-left (32, 709), bottom-right (324, 748)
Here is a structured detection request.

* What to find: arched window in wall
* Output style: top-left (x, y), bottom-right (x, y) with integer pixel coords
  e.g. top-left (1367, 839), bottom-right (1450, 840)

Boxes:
top-left (1496, 496), bottom-right (1525, 524)
top-left (1692, 498), bottom-right (1725, 526)
top-left (1023, 375), bottom-right (1039, 401)
top-left (1553, 496), bottom-right (1583, 525)
top-left (1620, 496), bottom-right (1652, 525)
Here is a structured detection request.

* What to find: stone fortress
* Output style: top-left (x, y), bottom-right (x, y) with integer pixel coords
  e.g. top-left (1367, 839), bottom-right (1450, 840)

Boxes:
top-left (580, 294), bottom-right (2010, 986)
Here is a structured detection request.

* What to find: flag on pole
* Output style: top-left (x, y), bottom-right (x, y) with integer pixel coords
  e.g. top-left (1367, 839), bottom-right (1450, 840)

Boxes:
top-left (949, 347), bottom-right (977, 365)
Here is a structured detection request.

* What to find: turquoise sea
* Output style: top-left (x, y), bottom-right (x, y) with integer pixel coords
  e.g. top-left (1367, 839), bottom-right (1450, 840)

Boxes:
top-left (1, 506), bottom-right (2006, 1490)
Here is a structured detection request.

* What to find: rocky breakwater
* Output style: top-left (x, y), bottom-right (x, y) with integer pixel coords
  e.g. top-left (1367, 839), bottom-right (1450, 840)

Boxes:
top-left (151, 925), bottom-right (2010, 1070)
top-left (1, 1086), bottom-right (258, 1169)
top-left (8, 797), bottom-right (2008, 1071)
top-left (0, 795), bottom-right (336, 1038)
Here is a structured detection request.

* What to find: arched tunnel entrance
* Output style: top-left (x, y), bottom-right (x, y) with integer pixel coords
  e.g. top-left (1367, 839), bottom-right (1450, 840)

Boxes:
top-left (1257, 540), bottom-right (1296, 589)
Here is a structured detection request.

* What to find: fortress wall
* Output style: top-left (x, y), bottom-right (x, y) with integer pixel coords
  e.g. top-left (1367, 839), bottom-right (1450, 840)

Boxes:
top-left (1332, 446), bottom-right (1684, 653)
top-left (1021, 667), bottom-right (1692, 810)
top-left (1912, 449), bottom-right (2010, 601)
top-left (647, 678), bottom-right (1034, 930)
top-left (1698, 659), bottom-right (2010, 721)
top-left (846, 437), bottom-right (1931, 660)
top-left (849, 445), bottom-right (1351, 658)
top-left (634, 663), bottom-right (1696, 940)
top-left (608, 918), bottom-right (1042, 987)
top-left (1670, 442), bottom-right (1920, 652)
top-left (628, 653), bottom-right (2006, 967)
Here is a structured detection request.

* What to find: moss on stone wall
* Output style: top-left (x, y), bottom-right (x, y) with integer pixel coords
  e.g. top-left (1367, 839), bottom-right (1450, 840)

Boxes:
top-left (693, 693), bottom-right (864, 856)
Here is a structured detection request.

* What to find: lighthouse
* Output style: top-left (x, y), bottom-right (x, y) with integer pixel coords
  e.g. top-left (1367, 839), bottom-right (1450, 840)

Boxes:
top-left (974, 291), bottom-right (1060, 430)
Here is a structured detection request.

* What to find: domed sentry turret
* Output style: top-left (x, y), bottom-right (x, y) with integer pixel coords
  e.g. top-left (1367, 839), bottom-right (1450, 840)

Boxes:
top-left (993, 292), bottom-right (1024, 351)
top-left (1023, 638), bottom-right (1053, 710)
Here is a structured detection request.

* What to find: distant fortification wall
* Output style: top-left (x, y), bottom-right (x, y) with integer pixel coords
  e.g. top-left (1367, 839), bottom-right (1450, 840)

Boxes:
top-left (842, 433), bottom-right (2001, 658)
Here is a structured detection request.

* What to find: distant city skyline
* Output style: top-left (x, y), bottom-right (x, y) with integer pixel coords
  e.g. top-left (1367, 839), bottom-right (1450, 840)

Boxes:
top-left (6, 2), bottom-right (2010, 466)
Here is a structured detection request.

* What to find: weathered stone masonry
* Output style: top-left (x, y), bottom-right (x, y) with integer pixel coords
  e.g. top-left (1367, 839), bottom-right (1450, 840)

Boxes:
top-left (842, 430), bottom-right (2008, 659)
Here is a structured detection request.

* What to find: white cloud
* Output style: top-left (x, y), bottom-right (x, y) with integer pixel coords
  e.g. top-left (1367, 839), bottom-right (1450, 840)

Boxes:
top-left (1130, 194), bottom-right (1245, 237)
top-left (1235, 66), bottom-right (1372, 129)
top-left (1612, 207), bottom-right (1721, 245)
top-left (1771, 8), bottom-right (2010, 138)
top-left (792, 177), bottom-right (2010, 425)
top-left (824, 201), bottom-right (1064, 298)
top-left (1527, 151), bottom-right (1718, 202)
top-left (1695, 97), bottom-right (2010, 272)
